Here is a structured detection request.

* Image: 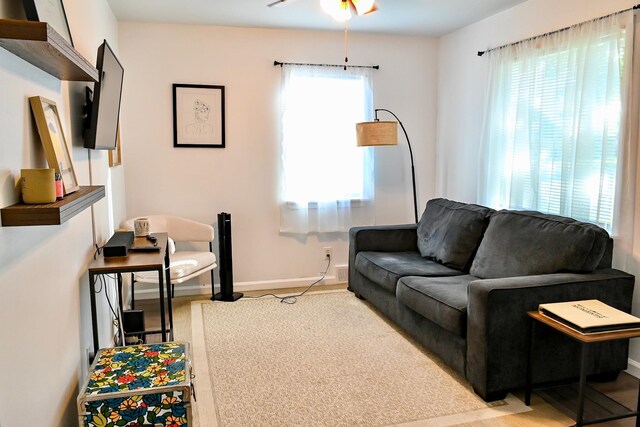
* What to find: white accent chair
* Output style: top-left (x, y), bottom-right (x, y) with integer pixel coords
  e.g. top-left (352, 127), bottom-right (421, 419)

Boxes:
top-left (121, 215), bottom-right (217, 307)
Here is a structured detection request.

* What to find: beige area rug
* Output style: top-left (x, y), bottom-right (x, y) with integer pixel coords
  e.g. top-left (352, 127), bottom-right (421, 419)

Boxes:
top-left (190, 290), bottom-right (530, 426)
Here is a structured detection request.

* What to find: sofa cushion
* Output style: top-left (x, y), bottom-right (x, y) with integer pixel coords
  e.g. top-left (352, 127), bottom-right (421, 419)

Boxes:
top-left (355, 251), bottom-right (464, 293)
top-left (397, 275), bottom-right (476, 337)
top-left (417, 198), bottom-right (493, 271)
top-left (470, 210), bottom-right (610, 279)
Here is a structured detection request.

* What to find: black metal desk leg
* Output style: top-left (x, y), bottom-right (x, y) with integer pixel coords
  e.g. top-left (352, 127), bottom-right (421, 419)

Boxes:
top-left (89, 272), bottom-right (99, 355)
top-left (165, 248), bottom-right (174, 341)
top-left (636, 375), bottom-right (640, 427)
top-left (130, 273), bottom-right (136, 309)
top-left (158, 267), bottom-right (167, 342)
top-left (209, 241), bottom-right (216, 300)
top-left (525, 319), bottom-right (536, 406)
top-left (117, 273), bottom-right (123, 313)
top-left (576, 343), bottom-right (589, 426)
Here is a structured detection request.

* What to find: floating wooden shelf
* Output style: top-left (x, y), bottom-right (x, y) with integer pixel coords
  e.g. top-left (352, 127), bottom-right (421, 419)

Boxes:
top-left (1, 186), bottom-right (105, 227)
top-left (0, 18), bottom-right (98, 82)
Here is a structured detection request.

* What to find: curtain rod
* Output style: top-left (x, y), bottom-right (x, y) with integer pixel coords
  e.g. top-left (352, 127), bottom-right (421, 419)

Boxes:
top-left (477, 4), bottom-right (640, 57)
top-left (273, 60), bottom-right (379, 70)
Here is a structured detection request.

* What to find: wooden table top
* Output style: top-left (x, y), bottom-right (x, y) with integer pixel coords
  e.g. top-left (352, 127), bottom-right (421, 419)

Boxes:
top-left (88, 232), bottom-right (168, 274)
top-left (528, 310), bottom-right (640, 343)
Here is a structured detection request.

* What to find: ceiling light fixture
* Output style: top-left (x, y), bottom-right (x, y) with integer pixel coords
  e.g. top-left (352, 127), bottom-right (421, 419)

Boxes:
top-left (317, 0), bottom-right (377, 69)
top-left (320, 0), bottom-right (377, 22)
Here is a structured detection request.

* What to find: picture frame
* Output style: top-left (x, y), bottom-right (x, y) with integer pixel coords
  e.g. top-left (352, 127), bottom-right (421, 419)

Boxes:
top-left (29, 96), bottom-right (79, 195)
top-left (22, 0), bottom-right (74, 47)
top-left (108, 126), bottom-right (123, 167)
top-left (173, 84), bottom-right (225, 148)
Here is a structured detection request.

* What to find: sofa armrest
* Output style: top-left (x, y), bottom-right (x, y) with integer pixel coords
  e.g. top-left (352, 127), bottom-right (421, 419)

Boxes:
top-left (466, 269), bottom-right (635, 400)
top-left (348, 224), bottom-right (418, 289)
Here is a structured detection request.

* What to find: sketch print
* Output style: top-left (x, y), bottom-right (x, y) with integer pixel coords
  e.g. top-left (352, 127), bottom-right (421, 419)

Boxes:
top-left (187, 99), bottom-right (214, 137)
top-left (173, 84), bottom-right (225, 148)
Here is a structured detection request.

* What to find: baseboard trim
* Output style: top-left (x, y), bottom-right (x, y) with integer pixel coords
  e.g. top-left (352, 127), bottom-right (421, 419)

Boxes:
top-left (133, 275), bottom-right (346, 300)
top-left (626, 358), bottom-right (640, 379)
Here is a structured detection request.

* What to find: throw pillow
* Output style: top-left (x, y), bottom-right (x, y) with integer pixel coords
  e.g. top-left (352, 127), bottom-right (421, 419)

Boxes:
top-left (469, 210), bottom-right (610, 279)
top-left (417, 198), bottom-right (494, 271)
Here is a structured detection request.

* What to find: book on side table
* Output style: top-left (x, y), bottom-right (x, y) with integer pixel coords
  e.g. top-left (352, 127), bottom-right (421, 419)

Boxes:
top-left (538, 299), bottom-right (640, 334)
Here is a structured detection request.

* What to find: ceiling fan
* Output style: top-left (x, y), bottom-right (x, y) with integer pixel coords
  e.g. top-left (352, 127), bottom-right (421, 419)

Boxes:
top-left (267, 0), bottom-right (378, 22)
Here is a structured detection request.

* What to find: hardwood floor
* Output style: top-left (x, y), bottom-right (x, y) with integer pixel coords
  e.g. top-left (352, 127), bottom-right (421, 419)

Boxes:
top-left (132, 286), bottom-right (639, 426)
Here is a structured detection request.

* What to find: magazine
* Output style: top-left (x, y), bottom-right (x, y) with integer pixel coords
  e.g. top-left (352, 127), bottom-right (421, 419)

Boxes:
top-left (538, 300), bottom-right (640, 334)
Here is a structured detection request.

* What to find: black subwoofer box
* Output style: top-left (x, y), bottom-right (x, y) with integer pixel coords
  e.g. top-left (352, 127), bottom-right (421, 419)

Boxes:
top-left (103, 231), bottom-right (134, 257)
top-left (122, 309), bottom-right (145, 344)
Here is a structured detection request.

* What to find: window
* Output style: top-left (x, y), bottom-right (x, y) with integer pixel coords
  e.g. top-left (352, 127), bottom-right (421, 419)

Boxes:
top-left (480, 14), bottom-right (631, 231)
top-left (279, 65), bottom-right (374, 233)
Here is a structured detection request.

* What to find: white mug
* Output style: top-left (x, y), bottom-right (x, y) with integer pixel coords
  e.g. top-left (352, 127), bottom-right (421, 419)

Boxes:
top-left (134, 217), bottom-right (150, 237)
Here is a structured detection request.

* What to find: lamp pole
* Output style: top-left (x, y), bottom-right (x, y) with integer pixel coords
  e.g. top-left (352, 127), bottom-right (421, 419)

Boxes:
top-left (375, 108), bottom-right (419, 223)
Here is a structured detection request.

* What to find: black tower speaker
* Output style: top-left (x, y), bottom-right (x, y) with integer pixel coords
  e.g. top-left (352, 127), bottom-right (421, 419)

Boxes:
top-left (213, 212), bottom-right (243, 302)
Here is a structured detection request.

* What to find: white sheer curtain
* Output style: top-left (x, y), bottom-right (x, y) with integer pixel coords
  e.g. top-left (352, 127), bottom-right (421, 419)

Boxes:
top-left (279, 65), bottom-right (375, 233)
top-left (479, 12), bottom-right (635, 235)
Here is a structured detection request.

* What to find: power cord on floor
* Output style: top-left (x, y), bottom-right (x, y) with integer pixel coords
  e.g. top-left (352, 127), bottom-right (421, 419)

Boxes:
top-left (244, 256), bottom-right (332, 304)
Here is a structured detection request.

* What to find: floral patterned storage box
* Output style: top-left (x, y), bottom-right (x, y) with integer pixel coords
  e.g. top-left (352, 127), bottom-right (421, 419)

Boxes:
top-left (77, 342), bottom-right (192, 427)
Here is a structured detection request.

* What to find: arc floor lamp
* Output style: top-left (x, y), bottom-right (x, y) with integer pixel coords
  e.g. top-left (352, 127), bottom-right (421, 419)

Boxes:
top-left (356, 109), bottom-right (419, 223)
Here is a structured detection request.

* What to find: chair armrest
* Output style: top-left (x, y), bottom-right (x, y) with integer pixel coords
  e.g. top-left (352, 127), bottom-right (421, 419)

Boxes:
top-left (348, 224), bottom-right (418, 288)
top-left (349, 224), bottom-right (418, 253)
top-left (466, 269), bottom-right (635, 399)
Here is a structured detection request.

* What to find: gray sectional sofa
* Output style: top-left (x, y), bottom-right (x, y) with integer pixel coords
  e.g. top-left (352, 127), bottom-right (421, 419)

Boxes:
top-left (348, 198), bottom-right (635, 401)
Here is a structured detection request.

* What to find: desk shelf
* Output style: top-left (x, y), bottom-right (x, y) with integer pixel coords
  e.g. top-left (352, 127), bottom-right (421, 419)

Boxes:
top-left (0, 18), bottom-right (98, 82)
top-left (538, 384), bottom-right (635, 424)
top-left (1, 185), bottom-right (105, 226)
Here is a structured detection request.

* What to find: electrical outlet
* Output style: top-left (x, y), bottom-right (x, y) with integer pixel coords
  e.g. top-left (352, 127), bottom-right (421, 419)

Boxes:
top-left (323, 247), bottom-right (332, 260)
top-left (336, 265), bottom-right (348, 283)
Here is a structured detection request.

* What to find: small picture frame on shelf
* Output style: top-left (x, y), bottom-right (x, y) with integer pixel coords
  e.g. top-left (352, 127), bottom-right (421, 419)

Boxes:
top-left (29, 96), bottom-right (79, 195)
top-left (22, 0), bottom-right (74, 46)
top-left (173, 84), bottom-right (225, 148)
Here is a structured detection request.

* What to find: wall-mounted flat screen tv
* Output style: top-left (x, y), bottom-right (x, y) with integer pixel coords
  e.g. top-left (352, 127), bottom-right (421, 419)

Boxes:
top-left (84, 40), bottom-right (124, 150)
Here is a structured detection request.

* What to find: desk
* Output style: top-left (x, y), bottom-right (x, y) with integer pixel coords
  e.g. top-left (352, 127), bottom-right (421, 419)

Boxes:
top-left (87, 233), bottom-right (173, 354)
top-left (525, 310), bottom-right (640, 426)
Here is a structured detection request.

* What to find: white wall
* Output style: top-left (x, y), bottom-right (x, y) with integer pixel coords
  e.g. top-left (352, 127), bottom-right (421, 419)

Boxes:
top-left (436, 0), bottom-right (640, 372)
top-left (0, 1), bottom-right (124, 425)
top-left (119, 22), bottom-right (438, 289)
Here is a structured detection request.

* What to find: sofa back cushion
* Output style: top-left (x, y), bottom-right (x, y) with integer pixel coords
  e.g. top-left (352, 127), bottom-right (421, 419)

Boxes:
top-left (469, 210), bottom-right (610, 279)
top-left (417, 198), bottom-right (494, 271)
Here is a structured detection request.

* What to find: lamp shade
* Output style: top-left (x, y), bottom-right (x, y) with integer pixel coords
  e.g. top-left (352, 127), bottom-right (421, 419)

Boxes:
top-left (356, 121), bottom-right (398, 146)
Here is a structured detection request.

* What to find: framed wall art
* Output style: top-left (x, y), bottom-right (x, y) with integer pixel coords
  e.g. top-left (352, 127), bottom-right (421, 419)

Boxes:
top-left (23, 0), bottom-right (74, 46)
top-left (29, 96), bottom-right (79, 195)
top-left (109, 126), bottom-right (123, 167)
top-left (173, 84), bottom-right (225, 148)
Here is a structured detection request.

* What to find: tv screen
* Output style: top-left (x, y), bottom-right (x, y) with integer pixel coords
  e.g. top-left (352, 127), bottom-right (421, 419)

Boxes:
top-left (84, 40), bottom-right (124, 150)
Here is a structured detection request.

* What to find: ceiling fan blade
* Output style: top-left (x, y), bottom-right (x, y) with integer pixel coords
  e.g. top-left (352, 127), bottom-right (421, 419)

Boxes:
top-left (267, 0), bottom-right (288, 7)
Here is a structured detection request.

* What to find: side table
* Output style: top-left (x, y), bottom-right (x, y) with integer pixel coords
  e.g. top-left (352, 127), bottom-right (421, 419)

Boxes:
top-left (526, 310), bottom-right (640, 426)
top-left (87, 233), bottom-right (174, 355)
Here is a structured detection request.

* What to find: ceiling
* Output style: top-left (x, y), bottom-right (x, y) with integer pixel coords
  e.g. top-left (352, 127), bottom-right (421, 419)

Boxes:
top-left (106, 0), bottom-right (527, 37)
